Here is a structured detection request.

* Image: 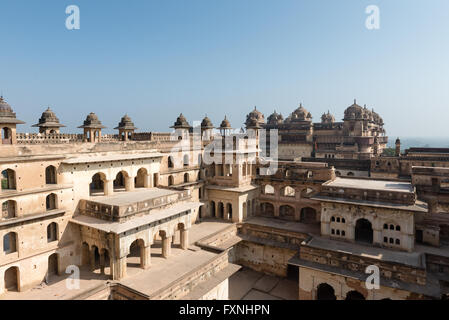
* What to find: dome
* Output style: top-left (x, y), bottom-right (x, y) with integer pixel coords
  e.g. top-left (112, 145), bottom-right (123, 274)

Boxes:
top-left (78, 112), bottom-right (106, 129)
top-left (343, 99), bottom-right (371, 121)
top-left (0, 96), bottom-right (25, 124)
top-left (267, 110), bottom-right (284, 125)
top-left (201, 116), bottom-right (214, 129)
top-left (171, 113), bottom-right (191, 129)
top-left (245, 106), bottom-right (265, 128)
top-left (114, 114), bottom-right (137, 130)
top-left (289, 103), bottom-right (312, 122)
top-left (219, 116), bottom-right (232, 129)
top-left (321, 111), bottom-right (335, 124)
top-left (33, 107), bottom-right (65, 128)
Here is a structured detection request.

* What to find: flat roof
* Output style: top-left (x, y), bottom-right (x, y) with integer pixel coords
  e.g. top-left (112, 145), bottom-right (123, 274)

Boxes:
top-left (87, 188), bottom-right (180, 206)
top-left (325, 177), bottom-right (414, 193)
top-left (62, 152), bottom-right (163, 164)
top-left (71, 201), bottom-right (202, 234)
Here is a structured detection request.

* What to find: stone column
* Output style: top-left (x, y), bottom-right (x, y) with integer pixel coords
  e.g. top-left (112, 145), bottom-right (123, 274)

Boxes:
top-left (112, 256), bottom-right (127, 280)
top-left (180, 229), bottom-right (189, 250)
top-left (90, 249), bottom-right (96, 271)
top-left (141, 245), bottom-right (151, 269)
top-left (373, 227), bottom-right (382, 246)
top-left (104, 179), bottom-right (114, 196)
top-left (144, 174), bottom-right (151, 188)
top-left (125, 176), bottom-right (135, 191)
top-left (162, 236), bottom-right (172, 258)
top-left (99, 251), bottom-right (105, 274)
top-left (274, 205), bottom-right (280, 217)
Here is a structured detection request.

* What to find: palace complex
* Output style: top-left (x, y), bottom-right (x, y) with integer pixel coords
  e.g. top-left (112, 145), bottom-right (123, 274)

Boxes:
top-left (0, 96), bottom-right (448, 300)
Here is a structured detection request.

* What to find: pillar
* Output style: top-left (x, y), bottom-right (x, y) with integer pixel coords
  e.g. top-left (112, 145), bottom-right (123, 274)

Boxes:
top-left (104, 179), bottom-right (114, 196)
top-left (162, 236), bottom-right (172, 258)
top-left (180, 229), bottom-right (189, 250)
top-left (141, 245), bottom-right (151, 269)
top-left (125, 176), bottom-right (135, 191)
top-left (90, 249), bottom-right (96, 271)
top-left (112, 256), bottom-right (127, 280)
top-left (100, 251), bottom-right (105, 274)
top-left (144, 174), bottom-right (151, 188)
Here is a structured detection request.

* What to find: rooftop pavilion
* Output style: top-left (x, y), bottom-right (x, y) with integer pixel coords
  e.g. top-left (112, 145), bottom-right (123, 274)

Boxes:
top-left (315, 177), bottom-right (427, 212)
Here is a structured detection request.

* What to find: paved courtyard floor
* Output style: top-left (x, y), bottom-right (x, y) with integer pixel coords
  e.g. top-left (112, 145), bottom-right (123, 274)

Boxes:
top-left (229, 268), bottom-right (298, 300)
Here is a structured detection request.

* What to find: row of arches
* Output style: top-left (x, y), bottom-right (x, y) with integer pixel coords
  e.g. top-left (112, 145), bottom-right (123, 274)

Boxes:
top-left (2, 223), bottom-right (58, 254)
top-left (2, 252), bottom-right (60, 293)
top-left (168, 154), bottom-right (200, 169)
top-left (259, 202), bottom-right (318, 223)
top-left (90, 168), bottom-right (157, 196)
top-left (1, 193), bottom-right (59, 220)
top-left (262, 184), bottom-right (316, 198)
top-left (1, 166), bottom-right (58, 192)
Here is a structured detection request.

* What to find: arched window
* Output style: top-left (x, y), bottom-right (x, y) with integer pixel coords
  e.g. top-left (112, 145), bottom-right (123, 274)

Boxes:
top-left (1, 200), bottom-right (16, 219)
top-left (316, 283), bottom-right (336, 300)
top-left (47, 222), bottom-right (58, 242)
top-left (45, 165), bottom-right (57, 184)
top-left (184, 173), bottom-right (189, 183)
top-left (383, 224), bottom-right (388, 229)
top-left (3, 232), bottom-right (17, 254)
top-left (331, 216), bottom-right (335, 222)
top-left (1, 127), bottom-right (12, 145)
top-left (396, 225), bottom-right (401, 231)
top-left (281, 186), bottom-right (295, 197)
top-left (46, 193), bottom-right (57, 210)
top-left (395, 239), bottom-right (400, 245)
top-left (1, 169), bottom-right (16, 191)
top-left (264, 185), bottom-right (275, 195)
top-left (168, 156), bottom-right (174, 168)
top-left (168, 175), bottom-right (174, 186)
top-left (183, 154), bottom-right (189, 167)
top-left (113, 171), bottom-right (127, 191)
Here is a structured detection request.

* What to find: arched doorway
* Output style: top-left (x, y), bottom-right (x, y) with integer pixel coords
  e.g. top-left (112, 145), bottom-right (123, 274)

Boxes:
top-left (316, 283), bottom-right (336, 300)
top-left (4, 267), bottom-right (19, 292)
top-left (355, 218), bottom-right (373, 244)
top-left (1, 169), bottom-right (16, 190)
top-left (210, 201), bottom-right (216, 218)
top-left (127, 239), bottom-right (145, 269)
top-left (279, 205), bottom-right (295, 221)
top-left (260, 202), bottom-right (274, 217)
top-left (90, 173), bottom-right (105, 196)
top-left (113, 171), bottom-right (127, 192)
top-left (45, 166), bottom-right (57, 184)
top-left (300, 207), bottom-right (317, 223)
top-left (1, 127), bottom-right (12, 145)
top-left (135, 168), bottom-right (148, 188)
top-left (345, 290), bottom-right (365, 300)
top-left (226, 203), bottom-right (232, 220)
top-left (48, 253), bottom-right (59, 280)
top-left (218, 202), bottom-right (224, 219)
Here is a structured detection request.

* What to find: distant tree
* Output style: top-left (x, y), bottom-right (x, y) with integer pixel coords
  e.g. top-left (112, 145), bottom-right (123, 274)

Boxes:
top-left (382, 148), bottom-right (396, 156)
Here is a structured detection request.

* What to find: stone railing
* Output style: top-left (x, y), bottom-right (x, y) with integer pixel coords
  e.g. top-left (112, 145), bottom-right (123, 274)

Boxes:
top-left (17, 133), bottom-right (84, 144)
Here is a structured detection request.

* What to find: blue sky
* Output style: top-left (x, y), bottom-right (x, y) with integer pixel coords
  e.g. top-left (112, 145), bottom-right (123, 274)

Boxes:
top-left (0, 0), bottom-right (448, 138)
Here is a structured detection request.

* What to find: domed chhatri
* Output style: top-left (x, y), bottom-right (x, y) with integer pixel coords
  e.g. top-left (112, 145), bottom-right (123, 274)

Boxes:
top-left (115, 114), bottom-right (137, 141)
top-left (0, 96), bottom-right (25, 145)
top-left (218, 115), bottom-right (232, 136)
top-left (321, 110), bottom-right (335, 124)
top-left (245, 106), bottom-right (265, 129)
top-left (267, 110), bottom-right (284, 125)
top-left (171, 113), bottom-right (192, 129)
top-left (0, 96), bottom-right (25, 125)
top-left (78, 112), bottom-right (106, 143)
top-left (289, 103), bottom-right (312, 122)
top-left (32, 107), bottom-right (66, 134)
top-left (201, 115), bottom-right (214, 129)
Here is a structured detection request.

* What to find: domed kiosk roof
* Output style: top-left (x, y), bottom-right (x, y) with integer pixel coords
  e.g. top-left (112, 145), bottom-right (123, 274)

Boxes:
top-left (33, 107), bottom-right (65, 128)
top-left (201, 116), bottom-right (214, 129)
top-left (78, 112), bottom-right (106, 129)
top-left (170, 113), bottom-right (192, 129)
top-left (0, 96), bottom-right (25, 124)
top-left (114, 114), bottom-right (137, 130)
